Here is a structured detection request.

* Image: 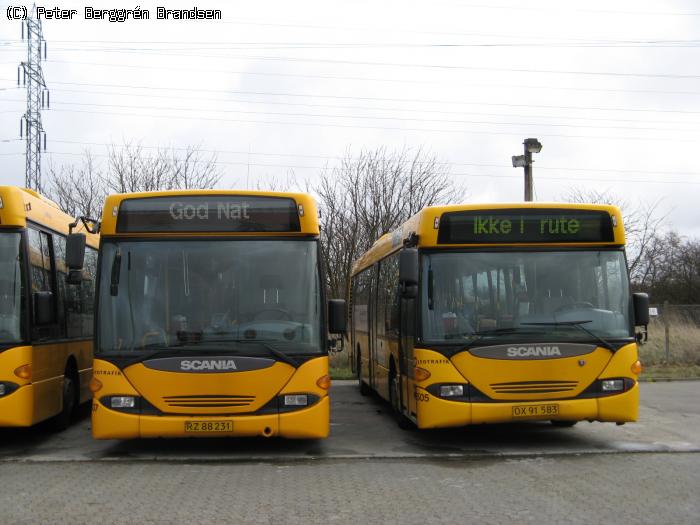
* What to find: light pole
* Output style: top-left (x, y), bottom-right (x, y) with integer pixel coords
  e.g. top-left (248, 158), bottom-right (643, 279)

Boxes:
top-left (512, 138), bottom-right (542, 202)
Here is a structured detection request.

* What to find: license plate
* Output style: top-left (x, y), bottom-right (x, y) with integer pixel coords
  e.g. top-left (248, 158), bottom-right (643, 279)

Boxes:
top-left (184, 420), bottom-right (233, 433)
top-left (512, 404), bottom-right (559, 418)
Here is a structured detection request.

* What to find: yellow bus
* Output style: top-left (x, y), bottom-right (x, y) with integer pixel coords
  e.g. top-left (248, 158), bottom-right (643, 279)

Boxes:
top-left (67, 190), bottom-right (345, 439)
top-left (0, 186), bottom-right (99, 430)
top-left (350, 203), bottom-right (648, 429)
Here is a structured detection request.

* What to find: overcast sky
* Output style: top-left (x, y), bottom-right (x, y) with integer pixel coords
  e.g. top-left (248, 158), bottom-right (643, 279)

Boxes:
top-left (1, 0), bottom-right (699, 237)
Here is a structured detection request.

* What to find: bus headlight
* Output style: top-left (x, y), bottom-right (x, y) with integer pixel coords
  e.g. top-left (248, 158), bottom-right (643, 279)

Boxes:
top-left (601, 379), bottom-right (624, 392)
top-left (0, 382), bottom-right (19, 397)
top-left (110, 396), bottom-right (136, 408)
top-left (439, 385), bottom-right (464, 397)
top-left (284, 394), bottom-right (308, 406)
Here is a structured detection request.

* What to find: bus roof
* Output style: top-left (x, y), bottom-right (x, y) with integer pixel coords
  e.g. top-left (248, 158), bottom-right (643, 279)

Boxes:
top-left (99, 189), bottom-right (320, 236)
top-left (352, 202), bottom-right (625, 276)
top-left (0, 186), bottom-right (99, 247)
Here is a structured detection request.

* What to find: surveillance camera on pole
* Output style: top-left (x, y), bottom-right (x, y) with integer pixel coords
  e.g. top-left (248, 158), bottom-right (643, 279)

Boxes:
top-left (512, 138), bottom-right (542, 202)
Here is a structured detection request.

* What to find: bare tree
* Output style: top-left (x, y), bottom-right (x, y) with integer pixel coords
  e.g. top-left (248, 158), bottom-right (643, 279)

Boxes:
top-left (47, 151), bottom-right (107, 219)
top-left (107, 141), bottom-right (221, 194)
top-left (640, 232), bottom-right (700, 303)
top-left (316, 147), bottom-right (465, 300)
top-left (563, 188), bottom-right (667, 283)
top-left (47, 141), bottom-right (223, 219)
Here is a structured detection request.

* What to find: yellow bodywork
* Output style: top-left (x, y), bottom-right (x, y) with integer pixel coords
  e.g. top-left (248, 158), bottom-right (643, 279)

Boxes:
top-left (99, 190), bottom-right (320, 237)
top-left (411, 346), bottom-right (639, 429)
top-left (90, 190), bottom-right (330, 439)
top-left (350, 201), bottom-right (639, 430)
top-left (0, 187), bottom-right (98, 428)
top-left (91, 356), bottom-right (330, 439)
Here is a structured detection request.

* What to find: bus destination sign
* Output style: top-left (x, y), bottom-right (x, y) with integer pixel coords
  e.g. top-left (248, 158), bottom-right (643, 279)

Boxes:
top-left (437, 208), bottom-right (615, 244)
top-left (116, 195), bottom-right (302, 233)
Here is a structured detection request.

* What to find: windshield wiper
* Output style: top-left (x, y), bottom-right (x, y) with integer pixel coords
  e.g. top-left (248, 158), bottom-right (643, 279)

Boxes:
top-left (521, 320), bottom-right (618, 352)
top-left (219, 339), bottom-right (298, 367)
top-left (461, 327), bottom-right (542, 346)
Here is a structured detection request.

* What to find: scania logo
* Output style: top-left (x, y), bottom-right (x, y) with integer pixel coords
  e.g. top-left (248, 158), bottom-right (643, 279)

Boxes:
top-left (180, 359), bottom-right (238, 371)
top-left (506, 346), bottom-right (562, 358)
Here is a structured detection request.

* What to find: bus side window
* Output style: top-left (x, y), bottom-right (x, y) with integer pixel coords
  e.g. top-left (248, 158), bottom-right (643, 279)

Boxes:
top-left (53, 234), bottom-right (72, 338)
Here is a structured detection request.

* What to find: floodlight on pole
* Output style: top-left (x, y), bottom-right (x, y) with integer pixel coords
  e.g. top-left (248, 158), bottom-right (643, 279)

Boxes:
top-left (512, 138), bottom-right (542, 202)
top-left (524, 138), bottom-right (543, 154)
top-left (512, 155), bottom-right (527, 168)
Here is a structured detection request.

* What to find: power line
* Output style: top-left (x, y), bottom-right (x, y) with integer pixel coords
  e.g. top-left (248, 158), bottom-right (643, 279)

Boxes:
top-left (3, 98), bottom-right (696, 134)
top-left (2, 77), bottom-right (697, 116)
top-left (4, 140), bottom-right (698, 178)
top-left (37, 51), bottom-right (700, 80)
top-left (10, 88), bottom-right (699, 127)
top-left (29, 150), bottom-right (699, 186)
top-left (6, 60), bottom-right (700, 96)
top-left (46, 139), bottom-right (700, 177)
top-left (20, 106), bottom-right (700, 143)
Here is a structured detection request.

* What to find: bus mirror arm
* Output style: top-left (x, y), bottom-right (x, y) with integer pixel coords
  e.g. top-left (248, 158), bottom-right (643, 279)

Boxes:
top-left (633, 292), bottom-right (650, 345)
top-left (635, 326), bottom-right (648, 345)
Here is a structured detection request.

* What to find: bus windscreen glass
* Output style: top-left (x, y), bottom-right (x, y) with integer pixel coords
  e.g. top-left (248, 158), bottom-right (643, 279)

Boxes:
top-left (437, 209), bottom-right (615, 244)
top-left (116, 195), bottom-right (301, 233)
top-left (0, 233), bottom-right (23, 344)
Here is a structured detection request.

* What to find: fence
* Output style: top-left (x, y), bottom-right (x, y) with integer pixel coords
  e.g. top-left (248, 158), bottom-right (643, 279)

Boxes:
top-left (641, 304), bottom-right (700, 366)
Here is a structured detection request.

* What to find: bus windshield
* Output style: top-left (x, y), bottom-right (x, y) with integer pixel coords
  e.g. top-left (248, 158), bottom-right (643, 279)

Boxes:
top-left (421, 250), bottom-right (632, 343)
top-left (0, 233), bottom-right (23, 345)
top-left (97, 239), bottom-right (322, 355)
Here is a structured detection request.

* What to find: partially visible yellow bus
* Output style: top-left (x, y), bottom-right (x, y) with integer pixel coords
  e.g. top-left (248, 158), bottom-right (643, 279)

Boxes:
top-left (350, 203), bottom-right (648, 429)
top-left (0, 186), bottom-right (99, 429)
top-left (67, 190), bottom-right (345, 439)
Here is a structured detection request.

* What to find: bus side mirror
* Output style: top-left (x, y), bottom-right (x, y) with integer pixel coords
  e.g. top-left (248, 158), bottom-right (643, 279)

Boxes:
top-left (399, 248), bottom-right (419, 298)
top-left (66, 233), bottom-right (86, 285)
top-left (34, 291), bottom-right (55, 325)
top-left (633, 293), bottom-right (650, 326)
top-left (328, 299), bottom-right (347, 334)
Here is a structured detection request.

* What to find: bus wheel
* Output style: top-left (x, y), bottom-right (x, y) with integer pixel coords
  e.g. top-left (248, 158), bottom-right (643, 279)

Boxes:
top-left (51, 368), bottom-right (78, 431)
top-left (389, 369), bottom-right (413, 430)
top-left (551, 420), bottom-right (577, 428)
top-left (358, 352), bottom-right (370, 396)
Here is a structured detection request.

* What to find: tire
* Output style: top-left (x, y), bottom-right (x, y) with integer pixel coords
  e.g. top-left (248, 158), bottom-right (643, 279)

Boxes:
top-left (389, 368), bottom-right (413, 430)
top-left (50, 370), bottom-right (78, 431)
top-left (551, 420), bottom-right (577, 428)
top-left (358, 352), bottom-right (371, 396)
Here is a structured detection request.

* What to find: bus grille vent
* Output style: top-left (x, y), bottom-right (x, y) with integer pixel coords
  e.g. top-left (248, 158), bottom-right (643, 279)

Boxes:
top-left (163, 395), bottom-right (256, 408)
top-left (490, 380), bottom-right (578, 395)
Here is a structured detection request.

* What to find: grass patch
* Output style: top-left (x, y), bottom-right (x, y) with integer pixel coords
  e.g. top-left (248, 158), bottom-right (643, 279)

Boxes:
top-left (330, 366), bottom-right (355, 380)
top-left (639, 316), bottom-right (700, 366)
top-left (639, 364), bottom-right (700, 381)
top-left (329, 346), bottom-right (354, 380)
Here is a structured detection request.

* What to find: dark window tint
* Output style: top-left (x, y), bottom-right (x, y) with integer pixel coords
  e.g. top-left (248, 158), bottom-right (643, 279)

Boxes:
top-left (377, 254), bottom-right (400, 337)
top-left (55, 234), bottom-right (97, 339)
top-left (28, 228), bottom-right (51, 293)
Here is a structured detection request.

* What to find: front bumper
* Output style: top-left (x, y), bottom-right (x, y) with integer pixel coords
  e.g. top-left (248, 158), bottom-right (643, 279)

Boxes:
top-left (92, 395), bottom-right (330, 439)
top-left (416, 383), bottom-right (639, 429)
